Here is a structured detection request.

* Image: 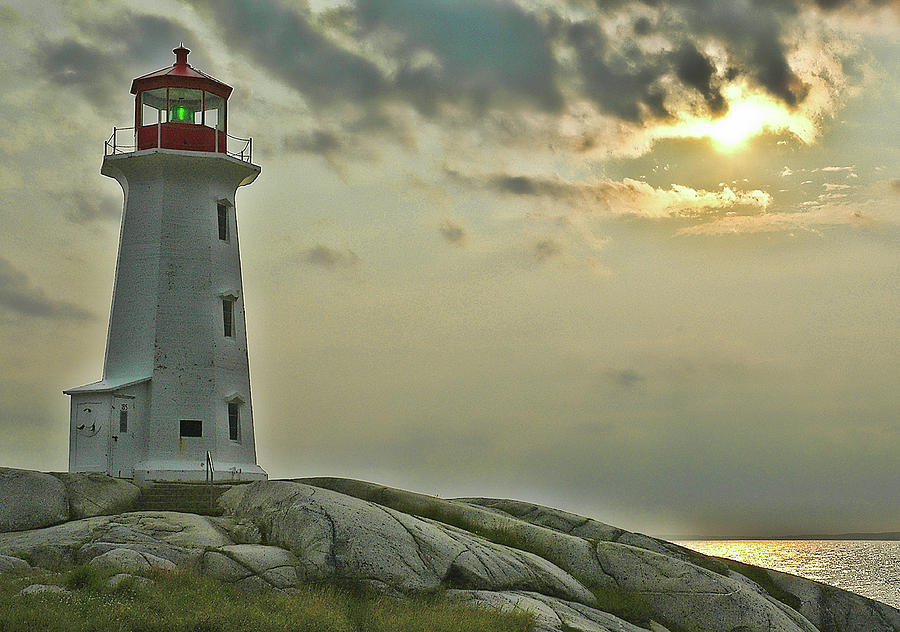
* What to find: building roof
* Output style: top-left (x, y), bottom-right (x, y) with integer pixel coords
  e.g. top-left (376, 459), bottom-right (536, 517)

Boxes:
top-left (131, 45), bottom-right (232, 99)
top-left (64, 376), bottom-right (151, 395)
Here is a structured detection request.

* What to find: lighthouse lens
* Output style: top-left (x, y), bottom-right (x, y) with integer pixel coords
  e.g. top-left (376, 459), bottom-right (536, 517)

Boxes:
top-left (168, 88), bottom-right (202, 124)
top-left (171, 105), bottom-right (195, 122)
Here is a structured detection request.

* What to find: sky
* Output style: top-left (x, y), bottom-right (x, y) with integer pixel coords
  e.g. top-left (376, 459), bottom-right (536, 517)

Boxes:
top-left (0, 0), bottom-right (897, 538)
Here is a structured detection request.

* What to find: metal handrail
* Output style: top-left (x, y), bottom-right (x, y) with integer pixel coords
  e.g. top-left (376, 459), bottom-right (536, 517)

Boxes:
top-left (205, 450), bottom-right (215, 510)
top-left (104, 124), bottom-right (253, 163)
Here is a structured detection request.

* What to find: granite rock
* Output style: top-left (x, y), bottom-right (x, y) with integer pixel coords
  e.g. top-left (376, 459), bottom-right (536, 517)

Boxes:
top-left (201, 544), bottom-right (300, 590)
top-left (88, 547), bottom-right (176, 573)
top-left (0, 553), bottom-right (31, 574)
top-left (0, 468), bottom-right (68, 532)
top-left (51, 472), bottom-right (140, 519)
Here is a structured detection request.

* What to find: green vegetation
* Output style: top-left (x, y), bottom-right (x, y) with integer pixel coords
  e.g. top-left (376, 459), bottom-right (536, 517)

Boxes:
top-left (0, 565), bottom-right (533, 632)
top-left (716, 557), bottom-right (802, 611)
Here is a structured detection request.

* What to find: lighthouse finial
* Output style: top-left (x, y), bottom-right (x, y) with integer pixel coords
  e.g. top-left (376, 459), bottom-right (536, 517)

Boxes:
top-left (174, 43), bottom-right (190, 67)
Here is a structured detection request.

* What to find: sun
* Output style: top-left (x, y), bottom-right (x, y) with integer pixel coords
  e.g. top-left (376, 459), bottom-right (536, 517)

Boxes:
top-left (659, 85), bottom-right (817, 153)
top-left (706, 100), bottom-right (771, 151)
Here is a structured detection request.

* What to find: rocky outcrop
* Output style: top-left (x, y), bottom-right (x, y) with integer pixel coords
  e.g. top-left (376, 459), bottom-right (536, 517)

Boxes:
top-left (106, 572), bottom-right (154, 590)
top-left (462, 496), bottom-right (900, 632)
top-left (0, 511), bottom-right (232, 570)
top-left (201, 544), bottom-right (301, 591)
top-left (0, 553), bottom-right (30, 574)
top-left (0, 469), bottom-right (141, 533)
top-left (447, 590), bottom-right (654, 632)
top-left (218, 480), bottom-right (595, 605)
top-left (89, 547), bottom-right (176, 573)
top-left (0, 468), bottom-right (68, 532)
top-left (17, 583), bottom-right (69, 596)
top-left (50, 472), bottom-right (140, 519)
top-left (1, 470), bottom-right (898, 632)
top-left (294, 477), bottom-right (898, 632)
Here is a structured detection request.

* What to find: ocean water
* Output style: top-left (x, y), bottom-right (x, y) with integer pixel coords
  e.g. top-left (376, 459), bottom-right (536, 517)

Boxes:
top-left (675, 540), bottom-right (900, 609)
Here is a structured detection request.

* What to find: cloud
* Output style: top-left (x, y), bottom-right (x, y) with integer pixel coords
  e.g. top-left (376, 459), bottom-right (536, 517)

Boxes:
top-left (565, 20), bottom-right (669, 122)
top-left (36, 39), bottom-right (121, 106)
top-left (0, 258), bottom-right (94, 320)
top-left (283, 130), bottom-right (343, 156)
top-left (459, 171), bottom-right (771, 218)
top-left (190, 0), bottom-right (386, 105)
top-left (439, 220), bottom-right (466, 246)
top-left (65, 191), bottom-right (121, 224)
top-left (354, 0), bottom-right (562, 112)
top-left (673, 42), bottom-right (726, 115)
top-left (301, 245), bottom-right (361, 269)
top-left (36, 13), bottom-right (194, 106)
top-left (674, 204), bottom-right (876, 235)
top-left (533, 238), bottom-right (563, 260)
top-left (809, 0), bottom-right (897, 11)
top-left (24, 0), bottom-right (875, 172)
top-left (607, 369), bottom-right (646, 389)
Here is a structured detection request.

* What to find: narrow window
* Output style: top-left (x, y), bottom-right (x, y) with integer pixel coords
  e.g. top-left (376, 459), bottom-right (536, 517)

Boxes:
top-left (228, 402), bottom-right (240, 441)
top-left (180, 419), bottom-right (202, 437)
top-left (217, 203), bottom-right (228, 241)
top-left (222, 298), bottom-right (235, 337)
top-left (119, 408), bottom-right (128, 433)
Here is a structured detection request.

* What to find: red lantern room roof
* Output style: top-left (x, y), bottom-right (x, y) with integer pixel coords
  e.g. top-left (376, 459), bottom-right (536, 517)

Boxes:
top-left (130, 45), bottom-right (232, 99)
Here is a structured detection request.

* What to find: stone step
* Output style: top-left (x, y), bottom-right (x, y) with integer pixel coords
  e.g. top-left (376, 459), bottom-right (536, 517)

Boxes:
top-left (136, 482), bottom-right (236, 516)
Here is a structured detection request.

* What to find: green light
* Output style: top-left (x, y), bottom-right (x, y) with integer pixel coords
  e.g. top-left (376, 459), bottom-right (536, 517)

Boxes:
top-left (171, 105), bottom-right (194, 122)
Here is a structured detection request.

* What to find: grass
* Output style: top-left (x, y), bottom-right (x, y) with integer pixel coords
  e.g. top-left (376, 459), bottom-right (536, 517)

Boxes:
top-left (0, 565), bottom-right (534, 632)
top-left (716, 557), bottom-right (802, 611)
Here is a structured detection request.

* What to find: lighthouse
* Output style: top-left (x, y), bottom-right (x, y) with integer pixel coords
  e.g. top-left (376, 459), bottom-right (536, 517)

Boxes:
top-left (64, 46), bottom-right (267, 482)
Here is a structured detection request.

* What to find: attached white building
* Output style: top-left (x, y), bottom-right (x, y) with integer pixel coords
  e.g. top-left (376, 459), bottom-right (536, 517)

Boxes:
top-left (65, 46), bottom-right (266, 482)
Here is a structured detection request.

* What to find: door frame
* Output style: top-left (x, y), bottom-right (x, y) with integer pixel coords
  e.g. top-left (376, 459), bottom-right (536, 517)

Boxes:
top-left (109, 394), bottom-right (136, 478)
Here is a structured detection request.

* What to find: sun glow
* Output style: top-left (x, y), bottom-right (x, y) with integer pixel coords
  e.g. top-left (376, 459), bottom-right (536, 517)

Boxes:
top-left (655, 86), bottom-right (818, 153)
top-left (706, 100), bottom-right (772, 150)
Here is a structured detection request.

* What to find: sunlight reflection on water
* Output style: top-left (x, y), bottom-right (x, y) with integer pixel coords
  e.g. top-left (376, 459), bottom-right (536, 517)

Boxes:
top-left (675, 540), bottom-right (900, 609)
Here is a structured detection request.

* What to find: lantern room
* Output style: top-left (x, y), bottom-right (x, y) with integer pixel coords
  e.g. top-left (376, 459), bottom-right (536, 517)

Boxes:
top-left (131, 45), bottom-right (231, 153)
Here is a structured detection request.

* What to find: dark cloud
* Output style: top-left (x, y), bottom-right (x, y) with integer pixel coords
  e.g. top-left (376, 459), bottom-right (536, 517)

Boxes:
top-left (809, 0), bottom-right (894, 10)
top-left (567, 20), bottom-right (669, 122)
top-left (665, 1), bottom-right (809, 107)
top-left (283, 130), bottom-right (343, 155)
top-left (607, 369), bottom-right (646, 389)
top-left (37, 0), bottom-right (865, 163)
top-left (633, 16), bottom-right (654, 35)
top-left (673, 42), bottom-right (726, 115)
top-left (533, 238), bottom-right (563, 260)
top-left (36, 39), bottom-right (120, 106)
top-left (0, 258), bottom-right (94, 320)
top-left (439, 220), bottom-right (466, 246)
top-left (489, 174), bottom-right (572, 197)
top-left (302, 245), bottom-right (360, 269)
top-left (355, 0), bottom-right (562, 112)
top-left (189, 0), bottom-right (385, 105)
top-left (37, 12), bottom-right (195, 106)
top-left (190, 0), bottom-right (561, 115)
top-left (65, 191), bottom-right (120, 224)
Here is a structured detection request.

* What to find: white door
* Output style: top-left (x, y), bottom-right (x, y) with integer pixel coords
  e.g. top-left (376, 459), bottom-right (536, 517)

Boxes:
top-left (73, 401), bottom-right (107, 472)
top-left (110, 397), bottom-right (135, 478)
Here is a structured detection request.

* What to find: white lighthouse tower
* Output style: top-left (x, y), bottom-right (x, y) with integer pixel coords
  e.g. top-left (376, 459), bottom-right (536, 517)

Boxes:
top-left (65, 46), bottom-right (267, 482)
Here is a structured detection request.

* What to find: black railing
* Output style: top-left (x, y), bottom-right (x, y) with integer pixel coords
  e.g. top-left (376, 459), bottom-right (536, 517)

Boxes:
top-left (104, 125), bottom-right (253, 163)
top-left (205, 450), bottom-right (215, 511)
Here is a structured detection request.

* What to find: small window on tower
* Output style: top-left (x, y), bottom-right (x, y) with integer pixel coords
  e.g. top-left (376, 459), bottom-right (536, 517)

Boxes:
top-left (217, 203), bottom-right (228, 241)
top-left (222, 298), bottom-right (235, 338)
top-left (180, 419), bottom-right (202, 437)
top-left (119, 408), bottom-right (128, 433)
top-left (228, 402), bottom-right (240, 441)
